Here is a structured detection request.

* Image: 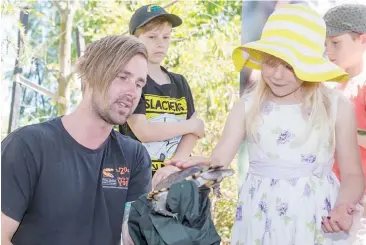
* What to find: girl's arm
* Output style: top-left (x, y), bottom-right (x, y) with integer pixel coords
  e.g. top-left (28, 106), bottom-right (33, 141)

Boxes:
top-left (210, 97), bottom-right (247, 168)
top-left (335, 95), bottom-right (364, 206)
top-left (166, 96), bottom-right (247, 168)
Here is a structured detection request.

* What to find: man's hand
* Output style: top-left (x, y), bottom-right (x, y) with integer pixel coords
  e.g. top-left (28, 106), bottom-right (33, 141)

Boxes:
top-left (121, 202), bottom-right (134, 245)
top-left (165, 156), bottom-right (216, 169)
top-left (121, 222), bottom-right (134, 245)
top-left (152, 165), bottom-right (181, 189)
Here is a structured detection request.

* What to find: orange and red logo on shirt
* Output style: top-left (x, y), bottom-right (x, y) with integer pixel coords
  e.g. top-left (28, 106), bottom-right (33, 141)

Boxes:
top-left (102, 167), bottom-right (130, 189)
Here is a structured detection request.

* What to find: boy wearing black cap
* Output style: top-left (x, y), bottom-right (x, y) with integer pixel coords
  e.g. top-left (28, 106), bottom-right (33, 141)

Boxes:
top-left (120, 4), bottom-right (204, 187)
top-left (324, 4), bottom-right (366, 195)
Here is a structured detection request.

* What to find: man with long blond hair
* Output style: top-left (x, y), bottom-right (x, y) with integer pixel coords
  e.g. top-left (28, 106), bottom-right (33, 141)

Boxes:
top-left (1, 35), bottom-right (152, 245)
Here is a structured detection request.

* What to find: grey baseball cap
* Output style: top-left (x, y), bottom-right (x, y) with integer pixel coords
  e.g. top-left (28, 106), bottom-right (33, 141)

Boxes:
top-left (324, 4), bottom-right (366, 37)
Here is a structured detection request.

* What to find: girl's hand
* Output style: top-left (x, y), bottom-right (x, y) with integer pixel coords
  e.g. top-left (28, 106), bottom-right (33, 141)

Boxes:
top-left (164, 156), bottom-right (213, 169)
top-left (321, 203), bottom-right (356, 233)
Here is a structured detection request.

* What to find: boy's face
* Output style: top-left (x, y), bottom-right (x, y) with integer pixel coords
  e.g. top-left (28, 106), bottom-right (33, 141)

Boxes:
top-left (325, 33), bottom-right (366, 71)
top-left (138, 22), bottom-right (172, 64)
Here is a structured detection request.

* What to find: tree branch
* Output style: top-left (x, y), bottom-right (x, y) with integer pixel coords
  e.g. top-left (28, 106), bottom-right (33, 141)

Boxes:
top-left (16, 75), bottom-right (67, 105)
top-left (53, 1), bottom-right (63, 11)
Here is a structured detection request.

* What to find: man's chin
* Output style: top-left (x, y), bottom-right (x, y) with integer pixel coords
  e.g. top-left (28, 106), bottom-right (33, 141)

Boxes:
top-left (113, 114), bottom-right (131, 126)
top-left (100, 113), bottom-right (129, 126)
top-left (110, 119), bottom-right (127, 126)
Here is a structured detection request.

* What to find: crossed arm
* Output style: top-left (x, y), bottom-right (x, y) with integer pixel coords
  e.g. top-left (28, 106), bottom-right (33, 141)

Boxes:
top-left (170, 112), bottom-right (199, 160)
top-left (127, 114), bottom-right (200, 143)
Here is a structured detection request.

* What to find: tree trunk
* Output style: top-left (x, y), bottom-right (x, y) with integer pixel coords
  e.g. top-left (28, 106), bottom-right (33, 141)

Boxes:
top-left (76, 27), bottom-right (85, 57)
top-left (55, 0), bottom-right (76, 115)
top-left (8, 9), bottom-right (29, 134)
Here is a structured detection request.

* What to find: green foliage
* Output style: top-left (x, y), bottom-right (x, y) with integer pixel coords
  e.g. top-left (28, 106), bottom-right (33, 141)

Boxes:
top-left (1, 0), bottom-right (20, 15)
top-left (161, 1), bottom-right (241, 241)
top-left (3, 0), bottom-right (242, 242)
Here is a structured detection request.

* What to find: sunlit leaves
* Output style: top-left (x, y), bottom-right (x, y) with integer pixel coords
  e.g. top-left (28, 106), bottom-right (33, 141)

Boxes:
top-left (3, 0), bottom-right (242, 240)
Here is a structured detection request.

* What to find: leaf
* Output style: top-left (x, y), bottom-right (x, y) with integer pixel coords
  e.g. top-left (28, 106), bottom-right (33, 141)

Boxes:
top-left (3, 0), bottom-right (243, 240)
top-left (271, 127), bottom-right (282, 134)
top-left (306, 222), bottom-right (315, 231)
top-left (255, 210), bottom-right (263, 221)
top-left (283, 216), bottom-right (292, 225)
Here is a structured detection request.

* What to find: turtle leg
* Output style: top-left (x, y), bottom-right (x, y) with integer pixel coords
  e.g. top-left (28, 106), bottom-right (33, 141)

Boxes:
top-left (211, 181), bottom-right (222, 198)
top-left (152, 192), bottom-right (179, 220)
top-left (153, 207), bottom-right (179, 220)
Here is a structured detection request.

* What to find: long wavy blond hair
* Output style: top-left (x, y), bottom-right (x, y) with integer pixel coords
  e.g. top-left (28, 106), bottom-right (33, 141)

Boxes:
top-left (245, 55), bottom-right (337, 152)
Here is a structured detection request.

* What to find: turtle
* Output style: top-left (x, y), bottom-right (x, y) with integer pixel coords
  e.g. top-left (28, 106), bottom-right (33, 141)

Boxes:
top-left (147, 165), bottom-right (235, 219)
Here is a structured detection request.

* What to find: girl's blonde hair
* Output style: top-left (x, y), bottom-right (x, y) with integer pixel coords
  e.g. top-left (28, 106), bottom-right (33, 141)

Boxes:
top-left (245, 55), bottom-right (336, 152)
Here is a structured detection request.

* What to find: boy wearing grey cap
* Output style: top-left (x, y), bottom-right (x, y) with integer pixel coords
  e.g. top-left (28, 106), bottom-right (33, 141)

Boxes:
top-left (324, 3), bottom-right (366, 205)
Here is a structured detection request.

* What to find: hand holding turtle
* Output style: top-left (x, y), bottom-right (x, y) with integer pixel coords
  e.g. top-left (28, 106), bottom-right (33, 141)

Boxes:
top-left (165, 156), bottom-right (218, 169)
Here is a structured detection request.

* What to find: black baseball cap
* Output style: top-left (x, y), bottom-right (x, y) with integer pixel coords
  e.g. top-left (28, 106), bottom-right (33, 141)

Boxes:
top-left (129, 4), bottom-right (182, 35)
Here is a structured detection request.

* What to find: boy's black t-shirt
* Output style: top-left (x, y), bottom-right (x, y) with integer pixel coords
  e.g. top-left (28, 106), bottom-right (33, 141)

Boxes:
top-left (1, 117), bottom-right (152, 245)
top-left (120, 67), bottom-right (195, 175)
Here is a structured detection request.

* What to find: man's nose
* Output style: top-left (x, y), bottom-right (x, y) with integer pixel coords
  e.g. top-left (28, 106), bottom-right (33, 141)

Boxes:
top-left (125, 80), bottom-right (138, 98)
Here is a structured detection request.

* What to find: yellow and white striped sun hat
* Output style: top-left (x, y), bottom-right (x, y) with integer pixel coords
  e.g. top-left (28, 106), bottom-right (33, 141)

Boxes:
top-left (232, 3), bottom-right (349, 83)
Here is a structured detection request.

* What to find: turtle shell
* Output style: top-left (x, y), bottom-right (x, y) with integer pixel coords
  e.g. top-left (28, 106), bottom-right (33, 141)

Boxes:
top-left (153, 165), bottom-right (208, 191)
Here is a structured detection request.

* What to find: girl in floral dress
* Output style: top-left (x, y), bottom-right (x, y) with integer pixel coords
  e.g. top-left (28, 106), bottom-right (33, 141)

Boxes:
top-left (166, 3), bottom-right (364, 245)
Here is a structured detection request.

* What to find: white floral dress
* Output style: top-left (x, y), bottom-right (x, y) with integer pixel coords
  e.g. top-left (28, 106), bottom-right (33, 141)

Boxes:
top-left (230, 93), bottom-right (351, 245)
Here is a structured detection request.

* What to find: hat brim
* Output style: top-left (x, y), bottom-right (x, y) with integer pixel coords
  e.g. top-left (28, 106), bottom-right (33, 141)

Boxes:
top-left (326, 25), bottom-right (349, 37)
top-left (134, 13), bottom-right (182, 32)
top-left (232, 40), bottom-right (349, 83)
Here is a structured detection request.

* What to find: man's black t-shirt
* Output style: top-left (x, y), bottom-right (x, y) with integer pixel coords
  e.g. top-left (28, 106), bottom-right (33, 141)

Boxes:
top-left (120, 67), bottom-right (195, 175)
top-left (1, 117), bottom-right (152, 245)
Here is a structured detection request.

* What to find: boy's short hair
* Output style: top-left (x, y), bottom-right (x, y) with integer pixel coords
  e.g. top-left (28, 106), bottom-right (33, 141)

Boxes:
top-left (134, 16), bottom-right (172, 37)
top-left (324, 3), bottom-right (366, 37)
top-left (349, 31), bottom-right (362, 40)
top-left (129, 4), bottom-right (182, 35)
